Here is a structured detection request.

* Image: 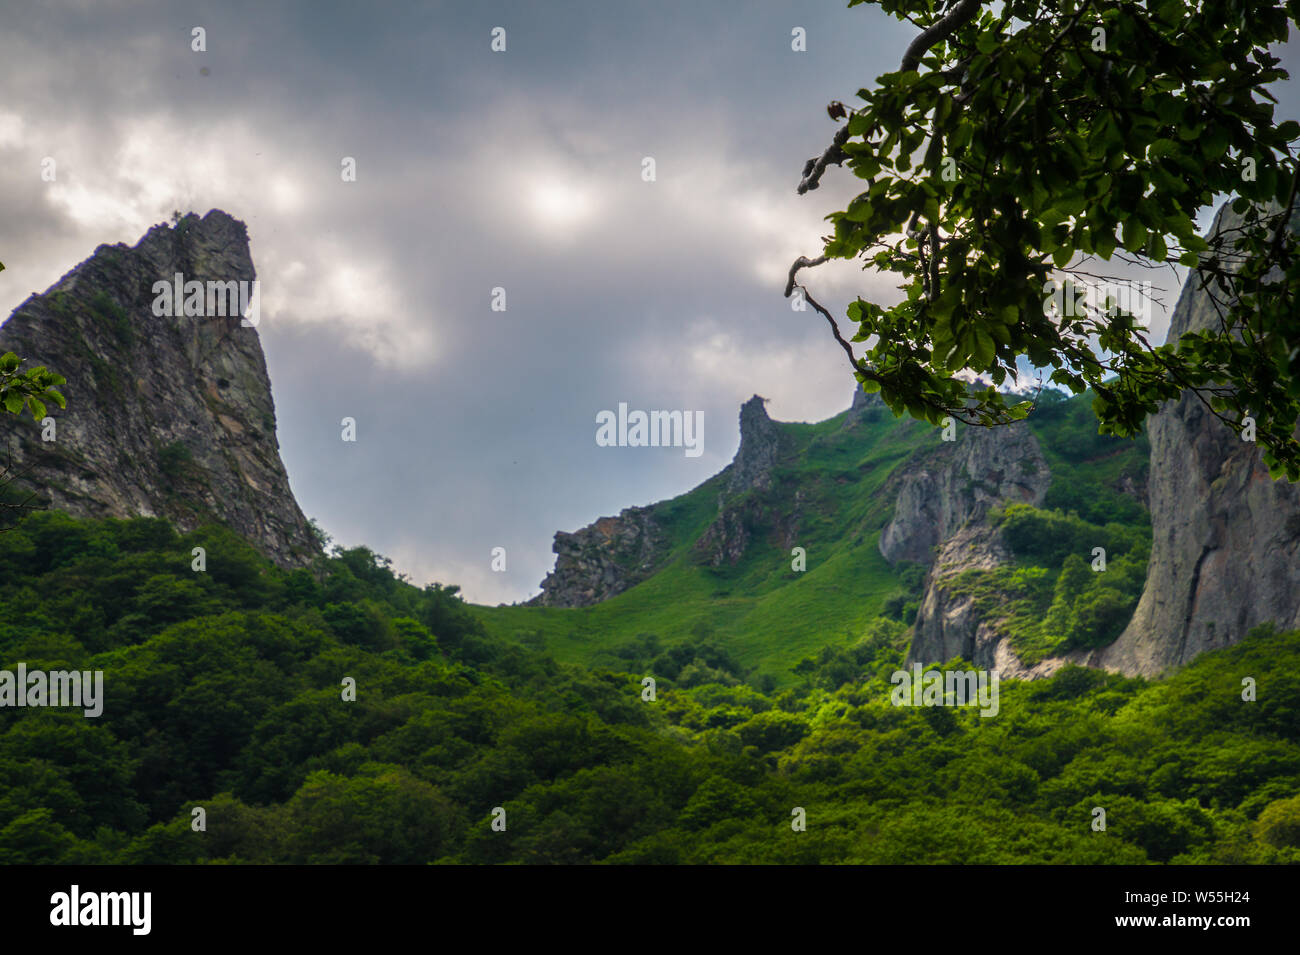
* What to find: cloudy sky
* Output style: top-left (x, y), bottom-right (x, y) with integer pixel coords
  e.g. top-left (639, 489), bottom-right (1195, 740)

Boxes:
top-left (2, 2), bottom-right (1296, 603)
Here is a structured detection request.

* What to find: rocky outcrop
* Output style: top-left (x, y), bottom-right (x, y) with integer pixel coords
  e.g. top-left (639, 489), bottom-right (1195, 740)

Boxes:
top-left (0, 210), bottom-right (319, 568)
top-left (529, 505), bottom-right (669, 607)
top-left (1085, 202), bottom-right (1300, 676)
top-left (694, 395), bottom-right (794, 567)
top-left (904, 201), bottom-right (1300, 678)
top-left (892, 420), bottom-right (1053, 670)
top-left (727, 395), bottom-right (783, 493)
top-left (693, 485), bottom-right (807, 569)
top-left (841, 385), bottom-right (884, 427)
top-left (907, 524), bottom-right (1086, 679)
top-left (908, 526), bottom-right (1006, 665)
top-left (880, 420), bottom-right (1050, 566)
top-left (532, 396), bottom-right (792, 602)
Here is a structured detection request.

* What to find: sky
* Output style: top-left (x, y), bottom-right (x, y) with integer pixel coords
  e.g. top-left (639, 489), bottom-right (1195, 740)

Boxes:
top-left (1, 1), bottom-right (1296, 604)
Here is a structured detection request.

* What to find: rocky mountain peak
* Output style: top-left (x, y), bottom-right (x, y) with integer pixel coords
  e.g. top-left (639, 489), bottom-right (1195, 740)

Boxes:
top-left (0, 209), bottom-right (319, 568)
top-left (532, 394), bottom-right (796, 605)
top-left (728, 394), bottom-right (782, 493)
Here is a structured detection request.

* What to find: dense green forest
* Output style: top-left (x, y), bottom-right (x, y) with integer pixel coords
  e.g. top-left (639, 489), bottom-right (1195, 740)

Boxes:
top-left (1, 510), bottom-right (1297, 864)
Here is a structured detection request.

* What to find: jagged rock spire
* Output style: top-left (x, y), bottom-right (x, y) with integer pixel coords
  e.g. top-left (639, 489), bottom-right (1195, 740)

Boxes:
top-left (728, 395), bottom-right (782, 493)
top-left (0, 210), bottom-right (319, 567)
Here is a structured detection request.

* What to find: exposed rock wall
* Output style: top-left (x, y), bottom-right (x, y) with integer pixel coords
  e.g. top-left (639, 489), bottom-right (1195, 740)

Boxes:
top-left (880, 420), bottom-right (1050, 567)
top-left (902, 201), bottom-right (1300, 678)
top-left (0, 210), bottom-right (319, 568)
top-left (726, 395), bottom-right (783, 493)
top-left (908, 526), bottom-right (1012, 669)
top-left (1085, 202), bottom-right (1300, 676)
top-left (888, 421), bottom-right (1052, 670)
top-left (533, 395), bottom-right (788, 604)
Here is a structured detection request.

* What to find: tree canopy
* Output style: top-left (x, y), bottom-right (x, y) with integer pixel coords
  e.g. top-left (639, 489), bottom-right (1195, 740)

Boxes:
top-left (2, 511), bottom-right (1298, 864)
top-left (789, 0), bottom-right (1300, 478)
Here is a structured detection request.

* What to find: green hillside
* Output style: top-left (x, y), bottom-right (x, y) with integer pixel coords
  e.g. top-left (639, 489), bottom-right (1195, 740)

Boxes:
top-left (2, 509), bottom-right (1296, 865)
top-left (472, 389), bottom-right (1153, 685)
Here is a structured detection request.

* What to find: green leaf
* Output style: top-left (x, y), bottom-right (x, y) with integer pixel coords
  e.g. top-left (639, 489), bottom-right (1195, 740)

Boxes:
top-left (1147, 139), bottom-right (1181, 161)
top-left (1202, 126), bottom-right (1229, 159)
top-left (1147, 231), bottom-right (1168, 262)
top-left (971, 328), bottom-right (996, 369)
top-left (1155, 97), bottom-right (1182, 126)
top-left (845, 199), bottom-right (873, 223)
top-left (1121, 218), bottom-right (1148, 252)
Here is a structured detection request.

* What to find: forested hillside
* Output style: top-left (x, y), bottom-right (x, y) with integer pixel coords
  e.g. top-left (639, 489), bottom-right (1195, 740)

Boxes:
top-left (2, 511), bottom-right (1296, 864)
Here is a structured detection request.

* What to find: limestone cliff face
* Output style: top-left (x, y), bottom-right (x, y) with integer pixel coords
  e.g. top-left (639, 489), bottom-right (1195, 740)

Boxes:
top-left (0, 210), bottom-right (319, 568)
top-left (880, 420), bottom-right (1049, 567)
top-left (901, 201), bottom-right (1300, 678)
top-left (726, 395), bottom-right (783, 493)
top-left (1084, 203), bottom-right (1300, 676)
top-left (908, 526), bottom-right (1013, 670)
top-left (886, 421), bottom-right (1052, 671)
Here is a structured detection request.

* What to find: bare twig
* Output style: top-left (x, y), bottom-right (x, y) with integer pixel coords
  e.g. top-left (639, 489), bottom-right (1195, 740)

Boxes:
top-left (783, 262), bottom-right (880, 387)
top-left (796, 127), bottom-right (851, 195)
top-left (784, 255), bottom-right (828, 297)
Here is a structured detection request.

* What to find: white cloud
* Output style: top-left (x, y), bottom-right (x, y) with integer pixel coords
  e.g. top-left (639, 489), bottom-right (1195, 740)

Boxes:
top-left (0, 113), bottom-right (25, 149)
top-left (637, 314), bottom-right (857, 424)
top-left (259, 240), bottom-right (434, 370)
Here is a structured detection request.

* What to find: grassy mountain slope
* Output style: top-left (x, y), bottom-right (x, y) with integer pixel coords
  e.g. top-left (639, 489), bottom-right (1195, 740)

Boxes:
top-left (473, 389), bottom-right (1152, 685)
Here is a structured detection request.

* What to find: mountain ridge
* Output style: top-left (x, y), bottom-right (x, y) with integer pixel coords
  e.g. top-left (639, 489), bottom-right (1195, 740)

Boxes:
top-left (501, 201), bottom-right (1300, 682)
top-left (5, 202), bottom-right (1297, 685)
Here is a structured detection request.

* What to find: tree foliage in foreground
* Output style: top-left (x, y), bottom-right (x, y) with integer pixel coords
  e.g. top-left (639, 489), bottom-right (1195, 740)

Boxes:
top-left (0, 260), bottom-right (68, 529)
top-left (0, 352), bottom-right (65, 422)
top-left (0, 262), bottom-right (67, 421)
top-left (791, 0), bottom-right (1300, 478)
